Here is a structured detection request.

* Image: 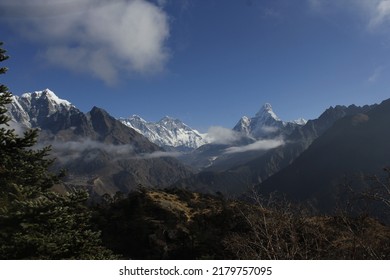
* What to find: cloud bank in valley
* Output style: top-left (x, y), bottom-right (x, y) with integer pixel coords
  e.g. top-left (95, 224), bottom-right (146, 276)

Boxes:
top-left (224, 139), bottom-right (284, 154)
top-left (205, 126), bottom-right (242, 145)
top-left (2, 0), bottom-right (170, 85)
top-left (45, 139), bottom-right (181, 162)
top-left (45, 139), bottom-right (135, 163)
top-left (136, 150), bottom-right (182, 159)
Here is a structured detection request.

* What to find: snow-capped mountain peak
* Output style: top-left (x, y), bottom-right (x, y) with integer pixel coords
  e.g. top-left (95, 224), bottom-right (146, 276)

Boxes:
top-left (120, 115), bottom-right (149, 135)
top-left (7, 89), bottom-right (76, 129)
top-left (128, 114), bottom-right (145, 121)
top-left (234, 116), bottom-right (251, 135)
top-left (157, 116), bottom-right (191, 131)
top-left (234, 103), bottom-right (305, 138)
top-left (255, 103), bottom-right (281, 121)
top-left (21, 88), bottom-right (73, 109)
top-left (158, 116), bottom-right (179, 125)
top-left (120, 115), bottom-right (209, 151)
top-left (292, 118), bottom-right (307, 125)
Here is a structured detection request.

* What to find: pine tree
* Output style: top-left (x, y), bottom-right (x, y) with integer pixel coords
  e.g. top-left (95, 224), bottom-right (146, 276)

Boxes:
top-left (0, 42), bottom-right (116, 259)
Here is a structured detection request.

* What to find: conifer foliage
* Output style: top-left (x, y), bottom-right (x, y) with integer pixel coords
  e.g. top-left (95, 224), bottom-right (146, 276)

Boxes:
top-left (0, 42), bottom-right (115, 259)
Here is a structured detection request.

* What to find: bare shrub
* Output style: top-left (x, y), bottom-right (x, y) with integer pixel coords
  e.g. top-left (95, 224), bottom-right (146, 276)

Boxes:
top-left (224, 186), bottom-right (390, 260)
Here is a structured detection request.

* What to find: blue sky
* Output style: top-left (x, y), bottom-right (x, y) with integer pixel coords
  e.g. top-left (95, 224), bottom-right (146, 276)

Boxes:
top-left (1, 0), bottom-right (390, 132)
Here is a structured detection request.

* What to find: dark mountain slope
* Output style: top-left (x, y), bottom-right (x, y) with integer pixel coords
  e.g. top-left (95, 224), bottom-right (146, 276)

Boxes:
top-left (227, 104), bottom-right (375, 184)
top-left (175, 104), bottom-right (374, 196)
top-left (259, 98), bottom-right (390, 210)
top-left (47, 107), bottom-right (192, 196)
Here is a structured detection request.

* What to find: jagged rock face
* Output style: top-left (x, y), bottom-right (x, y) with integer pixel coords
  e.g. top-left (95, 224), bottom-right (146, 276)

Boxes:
top-left (8, 89), bottom-right (74, 128)
top-left (7, 89), bottom-right (92, 137)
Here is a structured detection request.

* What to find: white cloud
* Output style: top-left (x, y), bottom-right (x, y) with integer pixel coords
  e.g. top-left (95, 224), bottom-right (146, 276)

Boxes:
top-left (45, 139), bottom-right (181, 162)
top-left (205, 126), bottom-right (242, 145)
top-left (47, 139), bottom-right (135, 163)
top-left (50, 139), bottom-right (133, 154)
top-left (0, 120), bottom-right (28, 136)
top-left (260, 125), bottom-right (279, 134)
top-left (3, 0), bottom-right (170, 85)
top-left (369, 0), bottom-right (390, 28)
top-left (224, 139), bottom-right (284, 154)
top-left (137, 150), bottom-right (181, 159)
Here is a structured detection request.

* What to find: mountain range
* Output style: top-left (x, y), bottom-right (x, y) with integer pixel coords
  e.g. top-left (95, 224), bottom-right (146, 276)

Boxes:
top-left (119, 115), bottom-right (208, 151)
top-left (6, 89), bottom-right (193, 197)
top-left (180, 103), bottom-right (307, 172)
top-left (6, 88), bottom-right (389, 213)
top-left (173, 102), bottom-right (376, 196)
top-left (118, 102), bottom-right (306, 153)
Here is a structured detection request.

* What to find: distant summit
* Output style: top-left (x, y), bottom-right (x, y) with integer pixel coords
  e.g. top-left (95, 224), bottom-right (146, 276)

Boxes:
top-left (21, 88), bottom-right (72, 109)
top-left (234, 103), bottom-right (306, 139)
top-left (120, 115), bottom-right (209, 151)
top-left (255, 103), bottom-right (280, 121)
top-left (7, 88), bottom-right (76, 129)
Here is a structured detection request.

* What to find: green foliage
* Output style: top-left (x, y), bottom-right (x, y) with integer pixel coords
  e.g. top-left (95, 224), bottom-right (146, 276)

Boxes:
top-left (0, 42), bottom-right (116, 259)
top-left (0, 190), bottom-right (115, 259)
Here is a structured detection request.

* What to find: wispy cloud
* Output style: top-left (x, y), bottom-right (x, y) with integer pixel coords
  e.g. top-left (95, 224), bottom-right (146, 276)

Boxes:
top-left (260, 126), bottom-right (280, 134)
top-left (224, 139), bottom-right (284, 154)
top-left (0, 120), bottom-right (28, 136)
top-left (2, 0), bottom-right (170, 85)
top-left (51, 139), bottom-right (133, 154)
top-left (368, 0), bottom-right (390, 28)
top-left (205, 126), bottom-right (242, 145)
top-left (368, 66), bottom-right (385, 83)
top-left (136, 150), bottom-right (182, 159)
top-left (41, 138), bottom-right (180, 163)
top-left (307, 0), bottom-right (390, 30)
top-left (46, 139), bottom-right (135, 163)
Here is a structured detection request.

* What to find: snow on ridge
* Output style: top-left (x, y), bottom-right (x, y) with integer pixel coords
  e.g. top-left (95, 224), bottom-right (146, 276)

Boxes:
top-left (292, 118), bottom-right (307, 125)
top-left (255, 103), bottom-right (281, 121)
top-left (234, 103), bottom-right (306, 138)
top-left (120, 115), bottom-right (209, 150)
top-left (21, 88), bottom-right (73, 108)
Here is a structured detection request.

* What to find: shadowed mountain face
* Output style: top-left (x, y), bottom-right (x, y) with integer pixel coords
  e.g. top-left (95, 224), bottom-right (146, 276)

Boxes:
top-left (47, 106), bottom-right (193, 197)
top-left (259, 99), bottom-right (390, 211)
top-left (174, 103), bottom-right (375, 196)
top-left (7, 90), bottom-right (193, 197)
